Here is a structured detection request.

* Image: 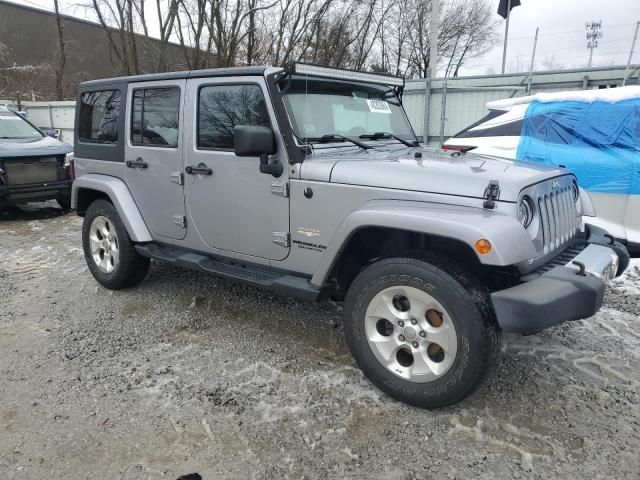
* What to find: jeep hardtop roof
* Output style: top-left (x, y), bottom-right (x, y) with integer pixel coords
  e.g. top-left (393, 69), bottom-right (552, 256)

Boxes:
top-left (79, 66), bottom-right (273, 88)
top-left (79, 63), bottom-right (406, 90)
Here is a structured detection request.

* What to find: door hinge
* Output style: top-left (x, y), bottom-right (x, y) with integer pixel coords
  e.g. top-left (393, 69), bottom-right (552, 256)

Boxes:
top-left (272, 231), bottom-right (290, 247)
top-left (170, 171), bottom-right (184, 185)
top-left (483, 180), bottom-right (500, 209)
top-left (172, 215), bottom-right (186, 228)
top-left (271, 181), bottom-right (289, 197)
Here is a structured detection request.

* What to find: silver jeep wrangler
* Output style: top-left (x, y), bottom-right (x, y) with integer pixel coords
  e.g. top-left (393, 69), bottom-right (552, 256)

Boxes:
top-left (72, 63), bottom-right (630, 408)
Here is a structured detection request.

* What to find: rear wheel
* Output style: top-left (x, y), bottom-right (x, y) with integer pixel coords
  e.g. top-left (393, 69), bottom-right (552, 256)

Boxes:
top-left (82, 199), bottom-right (149, 289)
top-left (343, 254), bottom-right (501, 408)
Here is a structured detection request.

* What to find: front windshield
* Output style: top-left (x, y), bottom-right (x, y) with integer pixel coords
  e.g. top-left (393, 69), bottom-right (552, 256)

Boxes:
top-left (283, 78), bottom-right (416, 143)
top-left (0, 110), bottom-right (43, 140)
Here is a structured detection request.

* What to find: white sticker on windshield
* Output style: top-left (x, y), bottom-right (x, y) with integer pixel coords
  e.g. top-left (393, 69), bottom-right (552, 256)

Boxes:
top-left (366, 99), bottom-right (392, 114)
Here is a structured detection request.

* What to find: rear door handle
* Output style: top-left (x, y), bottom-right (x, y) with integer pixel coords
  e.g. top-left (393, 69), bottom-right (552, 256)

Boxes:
top-left (126, 158), bottom-right (148, 169)
top-left (186, 164), bottom-right (212, 176)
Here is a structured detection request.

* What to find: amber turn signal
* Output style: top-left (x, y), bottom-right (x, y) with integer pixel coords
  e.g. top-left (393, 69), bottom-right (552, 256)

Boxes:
top-left (475, 239), bottom-right (492, 255)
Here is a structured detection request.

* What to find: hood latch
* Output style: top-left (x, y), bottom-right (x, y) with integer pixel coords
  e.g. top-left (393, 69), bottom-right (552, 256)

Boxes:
top-left (483, 180), bottom-right (500, 209)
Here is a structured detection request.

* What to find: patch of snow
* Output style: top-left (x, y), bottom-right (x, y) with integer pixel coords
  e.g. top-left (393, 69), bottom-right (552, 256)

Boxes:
top-left (611, 258), bottom-right (640, 295)
top-left (487, 85), bottom-right (640, 110)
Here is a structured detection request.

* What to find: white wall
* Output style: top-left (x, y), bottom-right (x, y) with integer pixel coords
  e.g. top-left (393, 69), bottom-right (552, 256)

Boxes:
top-left (404, 65), bottom-right (637, 143)
top-left (0, 100), bottom-right (75, 145)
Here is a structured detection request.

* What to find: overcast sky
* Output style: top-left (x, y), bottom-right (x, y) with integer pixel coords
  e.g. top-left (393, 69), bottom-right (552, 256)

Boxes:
top-left (467, 0), bottom-right (640, 75)
top-left (6, 0), bottom-right (640, 76)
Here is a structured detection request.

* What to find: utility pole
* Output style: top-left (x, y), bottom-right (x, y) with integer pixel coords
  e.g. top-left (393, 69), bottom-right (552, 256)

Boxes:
top-left (622, 21), bottom-right (639, 86)
top-left (526, 27), bottom-right (539, 94)
top-left (439, 75), bottom-right (448, 146)
top-left (501, 0), bottom-right (511, 74)
top-left (429, 0), bottom-right (439, 79)
top-left (586, 20), bottom-right (603, 68)
top-left (422, 0), bottom-right (439, 145)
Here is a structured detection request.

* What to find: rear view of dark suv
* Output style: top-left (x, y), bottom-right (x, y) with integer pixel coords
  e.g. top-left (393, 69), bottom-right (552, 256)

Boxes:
top-left (0, 106), bottom-right (74, 209)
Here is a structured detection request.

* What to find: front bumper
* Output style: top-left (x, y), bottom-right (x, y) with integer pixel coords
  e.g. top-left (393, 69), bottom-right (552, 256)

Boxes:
top-left (0, 179), bottom-right (72, 205)
top-left (491, 224), bottom-right (630, 334)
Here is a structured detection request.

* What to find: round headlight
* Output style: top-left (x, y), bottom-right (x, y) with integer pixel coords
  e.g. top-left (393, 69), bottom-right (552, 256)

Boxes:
top-left (571, 181), bottom-right (580, 202)
top-left (518, 196), bottom-right (534, 228)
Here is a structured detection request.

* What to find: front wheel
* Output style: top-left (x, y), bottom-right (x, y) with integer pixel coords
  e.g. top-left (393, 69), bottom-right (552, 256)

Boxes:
top-left (343, 255), bottom-right (501, 408)
top-left (82, 199), bottom-right (149, 290)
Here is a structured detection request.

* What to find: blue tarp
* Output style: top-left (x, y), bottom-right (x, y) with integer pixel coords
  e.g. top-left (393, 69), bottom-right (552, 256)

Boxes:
top-left (516, 99), bottom-right (640, 195)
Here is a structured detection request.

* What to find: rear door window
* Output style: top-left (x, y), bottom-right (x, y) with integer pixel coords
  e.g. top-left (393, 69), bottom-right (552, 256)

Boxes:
top-left (131, 87), bottom-right (180, 147)
top-left (78, 90), bottom-right (121, 143)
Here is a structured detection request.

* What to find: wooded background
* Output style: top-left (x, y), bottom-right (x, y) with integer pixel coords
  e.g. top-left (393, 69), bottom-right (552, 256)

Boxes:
top-left (0, 0), bottom-right (498, 101)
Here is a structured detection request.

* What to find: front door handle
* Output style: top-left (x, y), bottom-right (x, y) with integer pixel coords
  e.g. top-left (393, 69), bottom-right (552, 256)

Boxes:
top-left (126, 157), bottom-right (148, 169)
top-left (186, 164), bottom-right (213, 176)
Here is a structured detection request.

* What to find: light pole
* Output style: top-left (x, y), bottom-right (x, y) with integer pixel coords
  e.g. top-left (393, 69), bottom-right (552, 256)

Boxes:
top-left (422, 0), bottom-right (439, 145)
top-left (501, 0), bottom-right (511, 74)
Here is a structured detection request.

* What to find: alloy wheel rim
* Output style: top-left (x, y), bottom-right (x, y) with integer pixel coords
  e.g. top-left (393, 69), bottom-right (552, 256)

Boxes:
top-left (89, 216), bottom-right (119, 273)
top-left (364, 286), bottom-right (458, 383)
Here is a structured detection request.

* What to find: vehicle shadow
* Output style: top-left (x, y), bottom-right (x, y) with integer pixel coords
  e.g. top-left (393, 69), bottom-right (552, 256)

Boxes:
top-left (0, 202), bottom-right (69, 222)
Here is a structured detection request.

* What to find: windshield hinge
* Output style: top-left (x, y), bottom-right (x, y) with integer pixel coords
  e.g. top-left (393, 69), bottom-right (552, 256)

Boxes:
top-left (170, 171), bottom-right (184, 185)
top-left (271, 181), bottom-right (289, 197)
top-left (483, 180), bottom-right (500, 209)
top-left (172, 215), bottom-right (186, 228)
top-left (272, 232), bottom-right (290, 247)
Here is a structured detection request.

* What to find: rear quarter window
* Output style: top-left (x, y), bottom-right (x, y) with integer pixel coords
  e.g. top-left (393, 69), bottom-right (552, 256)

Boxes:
top-left (78, 90), bottom-right (121, 144)
top-left (452, 110), bottom-right (523, 139)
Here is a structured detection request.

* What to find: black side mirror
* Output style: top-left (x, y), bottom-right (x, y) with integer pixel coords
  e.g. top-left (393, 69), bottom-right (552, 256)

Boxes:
top-left (233, 125), bottom-right (282, 177)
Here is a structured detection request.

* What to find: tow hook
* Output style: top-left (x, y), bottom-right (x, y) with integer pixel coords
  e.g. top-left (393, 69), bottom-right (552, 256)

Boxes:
top-left (604, 234), bottom-right (616, 245)
top-left (572, 260), bottom-right (587, 276)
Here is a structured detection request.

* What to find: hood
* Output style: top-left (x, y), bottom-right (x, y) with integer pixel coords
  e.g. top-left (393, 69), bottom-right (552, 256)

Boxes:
top-left (300, 144), bottom-right (570, 202)
top-left (0, 135), bottom-right (73, 158)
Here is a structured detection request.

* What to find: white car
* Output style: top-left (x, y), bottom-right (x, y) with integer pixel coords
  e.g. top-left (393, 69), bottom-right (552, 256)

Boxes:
top-left (444, 87), bottom-right (640, 252)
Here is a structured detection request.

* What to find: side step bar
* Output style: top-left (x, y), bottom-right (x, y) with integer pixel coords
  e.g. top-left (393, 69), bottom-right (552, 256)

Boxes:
top-left (135, 243), bottom-right (320, 301)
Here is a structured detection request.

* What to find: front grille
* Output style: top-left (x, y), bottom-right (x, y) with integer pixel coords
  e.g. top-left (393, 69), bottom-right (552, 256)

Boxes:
top-left (3, 157), bottom-right (59, 186)
top-left (532, 181), bottom-right (580, 255)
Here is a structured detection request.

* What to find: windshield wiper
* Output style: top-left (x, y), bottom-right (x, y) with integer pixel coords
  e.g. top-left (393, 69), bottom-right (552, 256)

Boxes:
top-left (313, 134), bottom-right (372, 150)
top-left (359, 132), bottom-right (418, 147)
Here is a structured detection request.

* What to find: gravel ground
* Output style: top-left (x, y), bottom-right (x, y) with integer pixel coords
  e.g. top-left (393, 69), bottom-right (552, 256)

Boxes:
top-left (1, 203), bottom-right (639, 480)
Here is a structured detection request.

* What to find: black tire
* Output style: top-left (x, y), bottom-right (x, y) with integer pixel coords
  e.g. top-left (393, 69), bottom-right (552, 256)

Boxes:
top-left (343, 254), bottom-right (501, 408)
top-left (56, 197), bottom-right (71, 210)
top-left (82, 199), bottom-right (149, 290)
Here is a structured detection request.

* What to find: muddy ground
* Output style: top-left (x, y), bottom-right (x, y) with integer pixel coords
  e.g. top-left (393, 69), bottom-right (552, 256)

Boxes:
top-left (1, 203), bottom-right (639, 479)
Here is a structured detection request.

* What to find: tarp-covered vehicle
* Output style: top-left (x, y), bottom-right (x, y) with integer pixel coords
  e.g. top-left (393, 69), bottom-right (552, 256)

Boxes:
top-left (0, 106), bottom-right (74, 209)
top-left (444, 87), bottom-right (640, 252)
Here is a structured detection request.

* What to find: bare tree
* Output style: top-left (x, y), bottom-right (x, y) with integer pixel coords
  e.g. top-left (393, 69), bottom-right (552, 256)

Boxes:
top-left (76, 0), bottom-right (499, 81)
top-left (53, 0), bottom-right (67, 99)
top-left (383, 0), bottom-right (498, 78)
top-left (88, 0), bottom-right (138, 75)
top-left (174, 0), bottom-right (212, 69)
top-left (84, 0), bottom-right (189, 73)
top-left (540, 54), bottom-right (564, 71)
top-left (441, 0), bottom-right (498, 77)
top-left (139, 0), bottom-right (180, 71)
